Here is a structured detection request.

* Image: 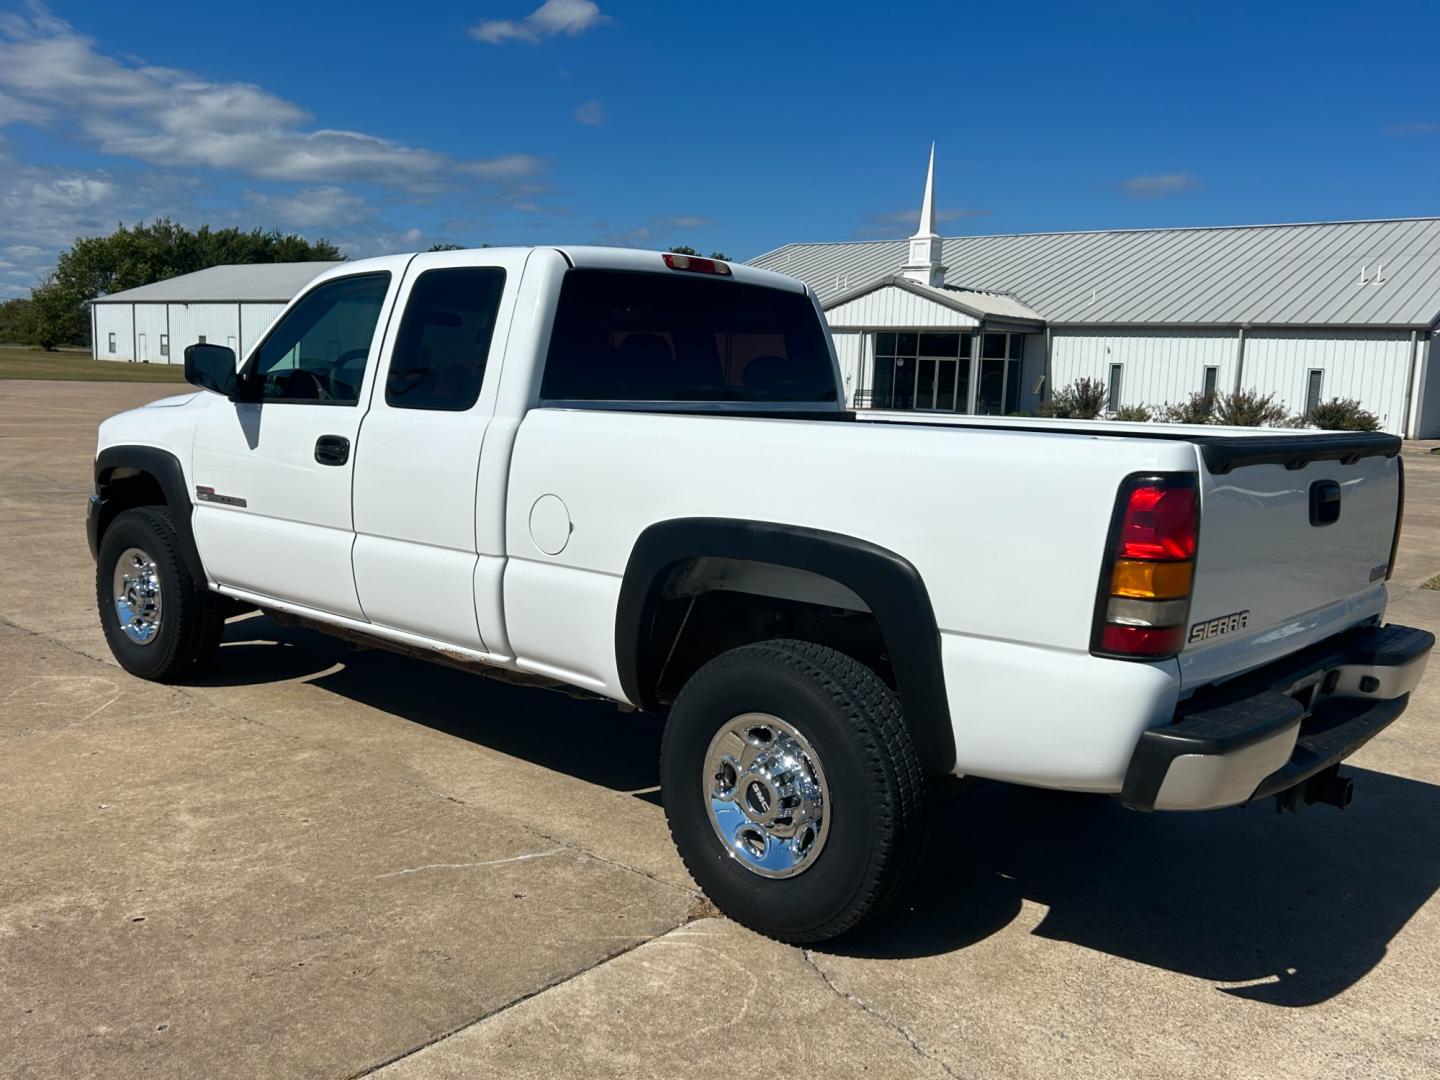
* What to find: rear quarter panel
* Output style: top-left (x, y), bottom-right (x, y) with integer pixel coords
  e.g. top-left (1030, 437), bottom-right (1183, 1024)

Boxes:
top-left (502, 409), bottom-right (1197, 784)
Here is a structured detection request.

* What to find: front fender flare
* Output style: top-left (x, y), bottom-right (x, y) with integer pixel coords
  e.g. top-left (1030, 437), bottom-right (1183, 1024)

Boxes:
top-left (615, 518), bottom-right (956, 774)
top-left (94, 445), bottom-right (205, 585)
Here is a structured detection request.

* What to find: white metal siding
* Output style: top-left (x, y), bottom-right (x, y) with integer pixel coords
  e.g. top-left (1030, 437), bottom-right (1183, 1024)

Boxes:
top-left (826, 285), bottom-right (979, 329)
top-left (832, 331), bottom-right (862, 403)
top-left (1244, 329), bottom-right (1412, 434)
top-left (1051, 328), bottom-right (1237, 409)
top-left (168, 303), bottom-right (241, 359)
top-left (240, 302), bottom-right (286, 360)
top-left (134, 304), bottom-right (169, 364)
top-left (93, 305), bottom-right (134, 361)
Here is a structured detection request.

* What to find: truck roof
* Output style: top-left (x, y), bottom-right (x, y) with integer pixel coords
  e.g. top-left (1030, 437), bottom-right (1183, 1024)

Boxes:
top-left (334, 246), bottom-right (810, 295)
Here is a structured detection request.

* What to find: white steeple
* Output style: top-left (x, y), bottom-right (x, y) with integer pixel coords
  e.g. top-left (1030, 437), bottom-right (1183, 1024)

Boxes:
top-left (901, 142), bottom-right (947, 287)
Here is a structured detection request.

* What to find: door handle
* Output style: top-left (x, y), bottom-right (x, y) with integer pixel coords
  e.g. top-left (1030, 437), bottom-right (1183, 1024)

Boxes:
top-left (314, 435), bottom-right (350, 466)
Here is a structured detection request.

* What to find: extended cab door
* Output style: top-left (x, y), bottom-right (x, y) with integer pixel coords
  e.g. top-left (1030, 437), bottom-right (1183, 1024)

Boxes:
top-left (349, 249), bottom-right (530, 651)
top-left (190, 262), bottom-right (409, 618)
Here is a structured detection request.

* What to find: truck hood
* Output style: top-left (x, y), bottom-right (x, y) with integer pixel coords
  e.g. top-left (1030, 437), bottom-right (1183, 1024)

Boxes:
top-left (142, 391), bottom-right (201, 409)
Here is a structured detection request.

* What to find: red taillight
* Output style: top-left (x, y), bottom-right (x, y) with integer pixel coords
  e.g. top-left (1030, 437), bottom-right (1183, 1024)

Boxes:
top-left (1092, 474), bottom-right (1199, 661)
top-left (661, 252), bottom-right (732, 276)
top-left (1099, 624), bottom-right (1185, 657)
top-left (1118, 483), bottom-right (1197, 560)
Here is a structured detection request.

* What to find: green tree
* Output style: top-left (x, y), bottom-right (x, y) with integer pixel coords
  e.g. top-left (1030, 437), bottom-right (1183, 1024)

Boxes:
top-left (428, 243), bottom-right (466, 251)
top-left (31, 219), bottom-right (345, 350)
top-left (0, 297), bottom-right (35, 345)
top-left (30, 276), bottom-right (88, 351)
top-left (668, 246), bottom-right (731, 261)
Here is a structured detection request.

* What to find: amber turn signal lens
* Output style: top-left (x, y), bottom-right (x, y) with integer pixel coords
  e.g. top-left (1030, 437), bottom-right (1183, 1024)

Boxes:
top-left (1110, 558), bottom-right (1193, 600)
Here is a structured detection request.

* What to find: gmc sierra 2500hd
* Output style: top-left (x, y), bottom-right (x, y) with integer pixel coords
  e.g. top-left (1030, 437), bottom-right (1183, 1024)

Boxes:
top-left (88, 247), bottom-right (1433, 942)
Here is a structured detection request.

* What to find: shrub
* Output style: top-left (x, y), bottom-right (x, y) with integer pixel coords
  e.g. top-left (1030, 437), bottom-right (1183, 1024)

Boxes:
top-left (1113, 403), bottom-right (1152, 422)
top-left (1214, 388), bottom-right (1289, 427)
top-left (1159, 392), bottom-right (1216, 425)
top-left (1304, 397), bottom-right (1381, 432)
top-left (1045, 377), bottom-right (1108, 419)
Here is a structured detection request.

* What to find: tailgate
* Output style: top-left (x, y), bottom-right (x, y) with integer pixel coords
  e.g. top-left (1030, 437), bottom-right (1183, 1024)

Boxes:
top-left (1181, 438), bottom-right (1402, 687)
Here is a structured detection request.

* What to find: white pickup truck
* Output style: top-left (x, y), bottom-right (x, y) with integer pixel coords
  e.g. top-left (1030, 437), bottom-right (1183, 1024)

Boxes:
top-left (89, 247), bottom-right (1433, 942)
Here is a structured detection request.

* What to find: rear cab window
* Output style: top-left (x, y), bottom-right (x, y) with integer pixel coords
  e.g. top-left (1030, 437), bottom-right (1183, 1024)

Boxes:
top-left (386, 267), bottom-right (507, 412)
top-left (540, 269), bottom-right (836, 404)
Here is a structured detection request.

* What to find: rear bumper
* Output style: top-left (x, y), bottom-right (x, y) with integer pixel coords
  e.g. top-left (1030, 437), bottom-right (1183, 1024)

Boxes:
top-left (1122, 623), bottom-right (1433, 811)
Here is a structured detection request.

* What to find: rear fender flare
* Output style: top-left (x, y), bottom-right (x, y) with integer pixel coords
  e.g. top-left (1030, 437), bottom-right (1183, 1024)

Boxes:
top-left (615, 517), bottom-right (956, 774)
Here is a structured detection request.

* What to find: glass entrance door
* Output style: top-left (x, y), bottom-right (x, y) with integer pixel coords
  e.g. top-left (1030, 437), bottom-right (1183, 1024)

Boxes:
top-left (915, 356), bottom-right (960, 410)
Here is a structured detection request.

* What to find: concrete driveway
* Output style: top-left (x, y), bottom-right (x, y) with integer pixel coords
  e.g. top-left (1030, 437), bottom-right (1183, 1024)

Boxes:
top-left (3, 380), bottom-right (1439, 1079)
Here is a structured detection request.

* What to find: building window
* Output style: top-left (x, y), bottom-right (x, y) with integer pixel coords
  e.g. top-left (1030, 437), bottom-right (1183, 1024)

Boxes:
top-left (107, 332), bottom-right (116, 353)
top-left (1108, 363), bottom-right (1124, 410)
top-left (160, 335), bottom-right (169, 357)
top-left (869, 331), bottom-right (973, 411)
top-left (1202, 365), bottom-right (1218, 398)
top-left (1305, 368), bottom-right (1323, 417)
top-left (867, 329), bottom-right (1025, 414)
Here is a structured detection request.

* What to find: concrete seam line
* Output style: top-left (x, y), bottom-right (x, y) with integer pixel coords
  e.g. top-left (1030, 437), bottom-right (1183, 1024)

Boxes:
top-left (374, 848), bottom-right (566, 878)
top-left (345, 922), bottom-right (687, 1079)
top-left (801, 949), bottom-right (963, 1080)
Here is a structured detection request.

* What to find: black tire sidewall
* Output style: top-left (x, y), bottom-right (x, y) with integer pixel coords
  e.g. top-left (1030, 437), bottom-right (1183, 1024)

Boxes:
top-left (662, 649), bottom-right (890, 940)
top-left (97, 509), bottom-right (193, 680)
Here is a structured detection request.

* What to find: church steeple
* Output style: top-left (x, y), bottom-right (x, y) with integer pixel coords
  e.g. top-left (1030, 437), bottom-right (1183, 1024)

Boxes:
top-left (901, 143), bottom-right (947, 287)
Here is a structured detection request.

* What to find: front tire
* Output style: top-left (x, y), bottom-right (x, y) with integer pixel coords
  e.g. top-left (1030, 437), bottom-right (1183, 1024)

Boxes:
top-left (660, 639), bottom-right (924, 943)
top-left (97, 506), bottom-right (223, 681)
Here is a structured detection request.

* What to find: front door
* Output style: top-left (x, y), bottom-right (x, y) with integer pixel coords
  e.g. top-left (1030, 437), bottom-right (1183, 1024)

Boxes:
top-left (190, 263), bottom-right (408, 618)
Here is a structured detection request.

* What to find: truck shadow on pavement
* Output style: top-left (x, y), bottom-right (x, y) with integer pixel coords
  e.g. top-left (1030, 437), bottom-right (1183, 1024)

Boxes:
top-left (832, 776), bottom-right (1440, 1007)
top-left (204, 614), bottom-right (669, 795)
top-left (206, 616), bottom-right (1440, 1008)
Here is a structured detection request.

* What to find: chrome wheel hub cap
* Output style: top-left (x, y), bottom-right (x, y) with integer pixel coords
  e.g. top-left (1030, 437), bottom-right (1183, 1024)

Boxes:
top-left (113, 547), bottom-right (162, 645)
top-left (703, 713), bottom-right (829, 879)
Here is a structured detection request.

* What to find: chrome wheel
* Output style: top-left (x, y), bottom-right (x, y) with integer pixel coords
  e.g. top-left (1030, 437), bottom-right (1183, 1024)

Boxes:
top-left (112, 547), bottom-right (162, 645)
top-left (703, 712), bottom-right (829, 879)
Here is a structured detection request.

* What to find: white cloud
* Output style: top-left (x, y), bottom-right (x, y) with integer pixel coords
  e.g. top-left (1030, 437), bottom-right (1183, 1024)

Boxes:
top-left (1119, 172), bottom-right (1200, 198)
top-left (1383, 121), bottom-right (1440, 136)
top-left (0, 7), bottom-right (543, 192)
top-left (573, 100), bottom-right (606, 126)
top-left (595, 214), bottom-right (715, 247)
top-left (471, 0), bottom-right (608, 45)
top-left (856, 205), bottom-right (989, 237)
top-left (244, 186), bottom-right (373, 229)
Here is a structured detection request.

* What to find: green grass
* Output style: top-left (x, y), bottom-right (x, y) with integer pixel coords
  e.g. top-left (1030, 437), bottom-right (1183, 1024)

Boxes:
top-left (0, 345), bottom-right (189, 383)
top-left (1423, 574), bottom-right (1440, 591)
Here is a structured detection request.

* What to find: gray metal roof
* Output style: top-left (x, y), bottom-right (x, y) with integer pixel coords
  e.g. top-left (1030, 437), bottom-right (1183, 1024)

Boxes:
top-left (90, 262), bottom-right (343, 304)
top-left (751, 218), bottom-right (1440, 328)
top-left (826, 275), bottom-right (1045, 324)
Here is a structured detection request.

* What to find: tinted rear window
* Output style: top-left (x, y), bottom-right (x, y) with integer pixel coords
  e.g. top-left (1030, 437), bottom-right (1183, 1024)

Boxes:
top-left (540, 269), bottom-right (836, 403)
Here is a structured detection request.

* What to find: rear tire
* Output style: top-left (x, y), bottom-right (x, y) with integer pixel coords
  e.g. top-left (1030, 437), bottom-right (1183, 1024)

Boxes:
top-left (660, 639), bottom-right (924, 943)
top-left (97, 506), bottom-right (223, 682)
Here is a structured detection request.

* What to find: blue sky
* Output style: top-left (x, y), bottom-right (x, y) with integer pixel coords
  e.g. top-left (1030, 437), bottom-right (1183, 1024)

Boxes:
top-left (2, 0), bottom-right (1439, 297)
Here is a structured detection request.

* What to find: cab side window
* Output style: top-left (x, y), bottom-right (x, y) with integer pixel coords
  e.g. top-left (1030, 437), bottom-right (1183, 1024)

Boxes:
top-left (386, 267), bottom-right (507, 411)
top-left (251, 273), bottom-right (391, 404)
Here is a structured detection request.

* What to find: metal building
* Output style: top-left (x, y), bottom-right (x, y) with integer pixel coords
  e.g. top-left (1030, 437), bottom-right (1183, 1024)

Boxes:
top-left (750, 150), bottom-right (1440, 437)
top-left (89, 262), bottom-right (341, 366)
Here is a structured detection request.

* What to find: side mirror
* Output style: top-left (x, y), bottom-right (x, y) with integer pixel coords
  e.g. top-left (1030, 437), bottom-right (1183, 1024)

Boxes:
top-left (184, 343), bottom-right (240, 399)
